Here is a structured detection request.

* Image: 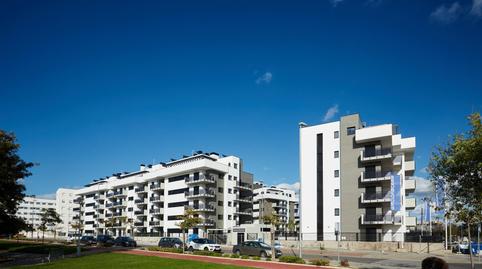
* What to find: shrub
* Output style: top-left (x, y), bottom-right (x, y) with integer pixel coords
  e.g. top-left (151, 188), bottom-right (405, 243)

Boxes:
top-left (251, 256), bottom-right (260, 260)
top-left (147, 246), bottom-right (183, 253)
top-left (265, 257), bottom-right (271, 261)
top-left (310, 259), bottom-right (330, 266)
top-left (279, 255), bottom-right (305, 264)
top-left (340, 259), bottom-right (350, 267)
top-left (222, 253), bottom-right (231, 258)
top-left (193, 250), bottom-right (222, 256)
top-left (241, 255), bottom-right (249, 259)
top-left (230, 254), bottom-right (240, 258)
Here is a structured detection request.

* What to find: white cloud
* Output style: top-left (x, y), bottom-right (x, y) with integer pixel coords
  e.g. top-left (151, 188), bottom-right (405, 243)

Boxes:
top-left (255, 72), bottom-right (273, 85)
top-left (413, 176), bottom-right (435, 197)
top-left (329, 0), bottom-right (344, 7)
top-left (430, 2), bottom-right (463, 24)
top-left (323, 104), bottom-right (339, 122)
top-left (276, 182), bottom-right (300, 194)
top-left (471, 0), bottom-right (482, 16)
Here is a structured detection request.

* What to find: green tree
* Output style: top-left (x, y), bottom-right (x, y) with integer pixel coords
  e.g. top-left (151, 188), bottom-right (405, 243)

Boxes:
top-left (71, 219), bottom-right (84, 256)
top-left (429, 112), bottom-right (482, 269)
top-left (0, 130), bottom-right (35, 235)
top-left (262, 214), bottom-right (281, 259)
top-left (39, 208), bottom-right (62, 243)
top-left (176, 208), bottom-right (201, 253)
top-left (287, 218), bottom-right (296, 235)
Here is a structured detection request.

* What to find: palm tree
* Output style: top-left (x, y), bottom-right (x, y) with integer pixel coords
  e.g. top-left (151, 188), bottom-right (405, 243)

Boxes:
top-left (71, 220), bottom-right (83, 256)
top-left (262, 214), bottom-right (281, 259)
top-left (176, 208), bottom-right (201, 253)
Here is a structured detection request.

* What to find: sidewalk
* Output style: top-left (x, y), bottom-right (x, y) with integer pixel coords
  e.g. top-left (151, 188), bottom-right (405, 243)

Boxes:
top-left (116, 249), bottom-right (331, 269)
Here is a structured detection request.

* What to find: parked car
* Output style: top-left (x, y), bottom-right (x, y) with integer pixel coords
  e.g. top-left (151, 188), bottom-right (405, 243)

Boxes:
top-left (158, 237), bottom-right (183, 248)
top-left (96, 234), bottom-right (115, 246)
top-left (232, 241), bottom-right (282, 258)
top-left (66, 233), bottom-right (81, 243)
top-left (273, 241), bottom-right (282, 251)
top-left (187, 238), bottom-right (221, 252)
top-left (80, 235), bottom-right (97, 245)
top-left (114, 236), bottom-right (137, 247)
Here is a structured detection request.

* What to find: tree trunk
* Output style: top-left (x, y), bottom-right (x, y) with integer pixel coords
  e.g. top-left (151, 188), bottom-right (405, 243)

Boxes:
top-left (42, 230), bottom-right (45, 243)
top-left (468, 222), bottom-right (474, 269)
top-left (271, 226), bottom-right (276, 259)
top-left (182, 229), bottom-right (186, 254)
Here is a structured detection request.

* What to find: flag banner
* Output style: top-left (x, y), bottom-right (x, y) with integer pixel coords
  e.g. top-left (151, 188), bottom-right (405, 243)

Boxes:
top-left (391, 175), bottom-right (401, 212)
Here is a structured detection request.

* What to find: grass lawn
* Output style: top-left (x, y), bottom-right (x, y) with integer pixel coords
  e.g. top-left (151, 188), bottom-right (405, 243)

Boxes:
top-left (0, 240), bottom-right (83, 255)
top-left (13, 252), bottom-right (254, 268)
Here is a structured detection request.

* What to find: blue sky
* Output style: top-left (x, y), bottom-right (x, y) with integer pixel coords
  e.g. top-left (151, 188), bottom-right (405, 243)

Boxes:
top-left (1, 0), bottom-right (481, 199)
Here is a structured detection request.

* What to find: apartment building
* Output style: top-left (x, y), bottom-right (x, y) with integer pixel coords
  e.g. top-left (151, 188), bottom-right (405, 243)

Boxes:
top-left (56, 188), bottom-right (78, 237)
top-left (253, 183), bottom-right (299, 234)
top-left (16, 196), bottom-right (56, 230)
top-left (300, 114), bottom-right (416, 242)
top-left (73, 152), bottom-right (254, 238)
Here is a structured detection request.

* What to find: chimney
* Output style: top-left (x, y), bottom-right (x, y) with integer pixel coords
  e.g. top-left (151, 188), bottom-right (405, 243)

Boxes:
top-left (140, 164), bottom-right (146, 171)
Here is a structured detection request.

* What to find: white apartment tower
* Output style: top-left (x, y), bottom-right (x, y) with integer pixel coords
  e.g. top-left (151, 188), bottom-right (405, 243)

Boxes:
top-left (56, 188), bottom-right (78, 237)
top-left (300, 114), bottom-right (416, 242)
top-left (73, 152), bottom-right (254, 238)
top-left (253, 183), bottom-right (299, 234)
top-left (16, 196), bottom-right (56, 231)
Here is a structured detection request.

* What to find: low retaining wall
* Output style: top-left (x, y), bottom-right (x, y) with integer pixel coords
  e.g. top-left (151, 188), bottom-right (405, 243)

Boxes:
top-left (135, 236), bottom-right (161, 246)
top-left (279, 240), bottom-right (446, 254)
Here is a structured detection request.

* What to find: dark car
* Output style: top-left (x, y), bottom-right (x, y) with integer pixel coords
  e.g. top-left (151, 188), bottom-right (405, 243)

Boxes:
top-left (158, 237), bottom-right (183, 248)
top-left (79, 235), bottom-right (97, 245)
top-left (96, 234), bottom-right (115, 246)
top-left (232, 241), bottom-right (282, 258)
top-left (114, 236), bottom-right (137, 247)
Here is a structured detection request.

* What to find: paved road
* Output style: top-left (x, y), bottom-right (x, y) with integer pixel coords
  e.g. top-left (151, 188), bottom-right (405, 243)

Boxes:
top-left (220, 245), bottom-right (482, 269)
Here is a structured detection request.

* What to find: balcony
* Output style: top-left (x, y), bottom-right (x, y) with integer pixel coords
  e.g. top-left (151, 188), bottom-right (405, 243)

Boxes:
top-left (134, 222), bottom-right (145, 227)
top-left (134, 210), bottom-right (147, 216)
top-left (186, 175), bottom-right (216, 185)
top-left (355, 124), bottom-right (397, 143)
top-left (234, 210), bottom-right (252, 216)
top-left (360, 171), bottom-right (392, 183)
top-left (112, 201), bottom-right (126, 208)
top-left (235, 197), bottom-right (252, 203)
top-left (149, 196), bottom-right (162, 203)
top-left (405, 178), bottom-right (416, 191)
top-left (150, 183), bottom-right (164, 191)
top-left (405, 198), bottom-right (416, 209)
top-left (135, 199), bottom-right (147, 205)
top-left (94, 194), bottom-right (105, 201)
top-left (360, 148), bottom-right (392, 162)
top-left (196, 218), bottom-right (216, 227)
top-left (149, 208), bottom-right (163, 215)
top-left (149, 221), bottom-right (161, 227)
top-left (361, 214), bottom-right (402, 225)
top-left (185, 190), bottom-right (216, 199)
top-left (234, 182), bottom-right (252, 191)
top-left (107, 191), bottom-right (126, 198)
top-left (405, 160), bottom-right (415, 171)
top-left (135, 187), bottom-right (147, 194)
top-left (406, 216), bottom-right (417, 226)
top-left (112, 212), bottom-right (123, 217)
top-left (361, 192), bottom-right (391, 203)
top-left (192, 205), bottom-right (216, 213)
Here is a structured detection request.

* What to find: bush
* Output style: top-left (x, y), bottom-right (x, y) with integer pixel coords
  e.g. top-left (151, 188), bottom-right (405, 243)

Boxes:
top-left (146, 246), bottom-right (183, 253)
top-left (340, 259), bottom-right (350, 267)
top-left (279, 255), bottom-right (305, 264)
top-left (265, 257), bottom-right (271, 261)
top-left (251, 256), bottom-right (260, 260)
top-left (241, 255), bottom-right (249, 259)
top-left (310, 259), bottom-right (330, 266)
top-left (193, 250), bottom-right (222, 257)
top-left (230, 254), bottom-right (240, 258)
top-left (222, 253), bottom-right (231, 258)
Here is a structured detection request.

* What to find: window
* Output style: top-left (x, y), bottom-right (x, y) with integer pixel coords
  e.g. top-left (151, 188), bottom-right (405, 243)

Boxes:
top-left (228, 175), bottom-right (232, 180)
top-left (218, 214), bottom-right (223, 220)
top-left (218, 201), bottom-right (223, 206)
top-left (334, 131), bottom-right (339, 138)
top-left (129, 186), bottom-right (134, 190)
top-left (234, 163), bottom-right (238, 169)
top-left (128, 207), bottom-right (133, 212)
top-left (228, 215), bottom-right (232, 220)
top-left (334, 170), bottom-right (339, 178)
top-left (334, 151), bottom-right (339, 158)
top-left (234, 176), bottom-right (237, 181)
top-left (228, 201), bottom-right (232, 207)
top-left (128, 197), bottom-right (134, 201)
top-left (168, 188), bottom-right (188, 195)
top-left (168, 174), bottom-right (189, 183)
top-left (218, 187), bottom-right (223, 193)
top-left (228, 188), bottom-right (232, 194)
top-left (167, 201), bottom-right (189, 208)
top-left (334, 189), bottom-right (339, 197)
top-left (334, 208), bottom-right (340, 216)
top-left (347, 127), bottom-right (356, 135)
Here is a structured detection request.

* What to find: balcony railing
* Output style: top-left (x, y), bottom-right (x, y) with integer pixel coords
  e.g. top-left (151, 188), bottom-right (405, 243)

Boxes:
top-left (192, 205), bottom-right (216, 212)
top-left (197, 218), bottom-right (216, 227)
top-left (107, 191), bottom-right (125, 198)
top-left (234, 182), bottom-right (253, 190)
top-left (235, 197), bottom-right (252, 203)
top-left (361, 214), bottom-right (402, 225)
top-left (361, 192), bottom-right (391, 203)
top-left (185, 190), bottom-right (216, 199)
top-left (360, 171), bottom-right (392, 182)
top-left (234, 210), bottom-right (252, 216)
top-left (134, 222), bottom-right (145, 227)
top-left (134, 210), bottom-right (146, 216)
top-left (149, 208), bottom-right (162, 214)
top-left (135, 199), bottom-right (146, 204)
top-left (149, 196), bottom-right (162, 202)
top-left (135, 187), bottom-right (147, 193)
top-left (149, 221), bottom-right (161, 226)
top-left (150, 183), bottom-right (163, 191)
top-left (186, 175), bottom-right (216, 185)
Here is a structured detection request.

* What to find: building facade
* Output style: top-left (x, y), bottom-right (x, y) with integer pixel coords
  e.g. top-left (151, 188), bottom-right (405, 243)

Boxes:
top-left (73, 152), bottom-right (254, 238)
top-left (16, 196), bottom-right (56, 233)
top-left (253, 183), bottom-right (299, 234)
top-left (56, 188), bottom-right (78, 237)
top-left (300, 114), bottom-right (416, 242)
